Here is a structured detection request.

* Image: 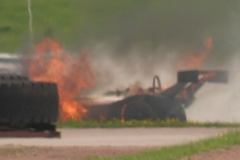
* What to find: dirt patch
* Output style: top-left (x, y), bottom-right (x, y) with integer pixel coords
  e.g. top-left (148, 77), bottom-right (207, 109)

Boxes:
top-left (180, 145), bottom-right (240, 160)
top-left (0, 145), bottom-right (158, 160)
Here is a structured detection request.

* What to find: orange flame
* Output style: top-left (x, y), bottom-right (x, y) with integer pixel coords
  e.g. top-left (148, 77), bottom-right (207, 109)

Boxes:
top-left (27, 38), bottom-right (96, 121)
top-left (180, 37), bottom-right (213, 70)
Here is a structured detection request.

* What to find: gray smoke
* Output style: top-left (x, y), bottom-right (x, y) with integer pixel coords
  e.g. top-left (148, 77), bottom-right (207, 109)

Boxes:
top-left (89, 43), bottom-right (181, 95)
top-left (77, 1), bottom-right (240, 122)
top-left (87, 38), bottom-right (240, 123)
top-left (186, 55), bottom-right (240, 122)
top-left (185, 12), bottom-right (240, 122)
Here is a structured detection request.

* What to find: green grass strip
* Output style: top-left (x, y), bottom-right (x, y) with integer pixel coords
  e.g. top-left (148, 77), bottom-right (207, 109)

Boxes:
top-left (87, 130), bottom-right (240, 160)
top-left (0, 145), bottom-right (34, 156)
top-left (57, 119), bottom-right (240, 128)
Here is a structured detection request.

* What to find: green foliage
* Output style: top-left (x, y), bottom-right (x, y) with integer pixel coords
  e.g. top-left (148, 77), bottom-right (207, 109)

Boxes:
top-left (0, 145), bottom-right (34, 156)
top-left (0, 0), bottom-right (239, 56)
top-left (0, 0), bottom-right (78, 52)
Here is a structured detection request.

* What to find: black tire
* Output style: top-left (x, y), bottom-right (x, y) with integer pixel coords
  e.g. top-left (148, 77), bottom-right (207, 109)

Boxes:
top-left (123, 101), bottom-right (154, 120)
top-left (167, 102), bottom-right (187, 122)
top-left (0, 74), bottom-right (59, 128)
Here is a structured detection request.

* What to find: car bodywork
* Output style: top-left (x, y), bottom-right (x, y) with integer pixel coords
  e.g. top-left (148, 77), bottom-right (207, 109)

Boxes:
top-left (84, 70), bottom-right (228, 122)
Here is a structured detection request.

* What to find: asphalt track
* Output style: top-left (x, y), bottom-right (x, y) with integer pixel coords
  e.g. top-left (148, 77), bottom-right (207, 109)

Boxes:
top-left (0, 128), bottom-right (233, 147)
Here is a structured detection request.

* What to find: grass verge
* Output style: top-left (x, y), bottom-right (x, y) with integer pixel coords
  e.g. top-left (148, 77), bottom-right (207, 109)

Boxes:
top-left (57, 119), bottom-right (240, 128)
top-left (87, 130), bottom-right (240, 160)
top-left (0, 145), bottom-right (34, 156)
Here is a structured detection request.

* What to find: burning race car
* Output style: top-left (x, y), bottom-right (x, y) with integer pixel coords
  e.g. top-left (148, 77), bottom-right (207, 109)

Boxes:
top-left (83, 70), bottom-right (228, 122)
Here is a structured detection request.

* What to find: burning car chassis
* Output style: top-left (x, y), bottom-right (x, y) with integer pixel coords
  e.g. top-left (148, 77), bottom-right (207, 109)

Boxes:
top-left (84, 70), bottom-right (228, 122)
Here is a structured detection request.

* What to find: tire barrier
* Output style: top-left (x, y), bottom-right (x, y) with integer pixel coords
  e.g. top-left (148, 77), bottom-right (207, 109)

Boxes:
top-left (0, 74), bottom-right (59, 129)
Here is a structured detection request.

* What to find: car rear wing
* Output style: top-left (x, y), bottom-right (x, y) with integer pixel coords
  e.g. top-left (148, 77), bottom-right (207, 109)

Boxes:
top-left (178, 70), bottom-right (228, 83)
top-left (161, 70), bottom-right (228, 98)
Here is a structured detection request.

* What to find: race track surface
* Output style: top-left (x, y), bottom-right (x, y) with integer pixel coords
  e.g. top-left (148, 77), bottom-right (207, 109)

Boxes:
top-left (0, 128), bottom-right (232, 147)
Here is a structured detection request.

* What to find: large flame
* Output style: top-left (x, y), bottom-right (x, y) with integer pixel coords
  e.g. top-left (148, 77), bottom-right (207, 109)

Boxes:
top-left (28, 38), bottom-right (96, 121)
top-left (180, 37), bottom-right (213, 70)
